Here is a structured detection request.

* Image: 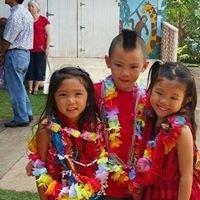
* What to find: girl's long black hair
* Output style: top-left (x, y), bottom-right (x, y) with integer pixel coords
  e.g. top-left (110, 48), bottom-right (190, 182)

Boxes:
top-left (147, 61), bottom-right (197, 136)
top-left (39, 66), bottom-right (100, 131)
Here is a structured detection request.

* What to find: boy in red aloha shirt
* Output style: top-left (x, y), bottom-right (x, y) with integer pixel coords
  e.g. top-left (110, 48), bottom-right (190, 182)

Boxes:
top-left (95, 29), bottom-right (149, 199)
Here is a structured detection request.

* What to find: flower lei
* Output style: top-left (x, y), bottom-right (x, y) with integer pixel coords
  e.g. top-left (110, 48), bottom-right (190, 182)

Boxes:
top-left (28, 116), bottom-right (146, 199)
top-left (104, 76), bottom-right (148, 149)
top-left (28, 119), bottom-right (109, 200)
top-left (103, 76), bottom-right (151, 190)
top-left (104, 76), bottom-right (121, 149)
top-left (133, 115), bottom-right (191, 186)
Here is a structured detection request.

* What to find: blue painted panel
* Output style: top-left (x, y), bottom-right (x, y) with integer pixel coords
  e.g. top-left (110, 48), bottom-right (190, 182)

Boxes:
top-left (120, 0), bottom-right (166, 59)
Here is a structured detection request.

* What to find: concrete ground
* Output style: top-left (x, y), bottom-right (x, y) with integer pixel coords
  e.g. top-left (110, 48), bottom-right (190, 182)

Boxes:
top-left (0, 58), bottom-right (199, 194)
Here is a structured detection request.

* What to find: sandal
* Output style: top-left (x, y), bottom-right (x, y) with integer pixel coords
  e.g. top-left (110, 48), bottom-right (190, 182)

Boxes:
top-left (28, 90), bottom-right (33, 94)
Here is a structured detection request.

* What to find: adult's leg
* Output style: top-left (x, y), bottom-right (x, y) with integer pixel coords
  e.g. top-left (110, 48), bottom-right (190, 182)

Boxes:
top-left (5, 50), bottom-right (32, 123)
top-left (26, 52), bottom-right (35, 94)
top-left (34, 51), bottom-right (46, 94)
top-left (28, 80), bottom-right (34, 93)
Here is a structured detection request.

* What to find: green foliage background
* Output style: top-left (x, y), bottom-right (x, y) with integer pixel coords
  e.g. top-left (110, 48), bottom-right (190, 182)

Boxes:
top-left (166, 0), bottom-right (200, 64)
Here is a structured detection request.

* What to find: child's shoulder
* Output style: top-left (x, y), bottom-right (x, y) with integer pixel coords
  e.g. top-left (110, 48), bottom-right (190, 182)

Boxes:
top-left (161, 115), bottom-right (192, 151)
top-left (162, 115), bottom-right (189, 133)
top-left (36, 123), bottom-right (51, 137)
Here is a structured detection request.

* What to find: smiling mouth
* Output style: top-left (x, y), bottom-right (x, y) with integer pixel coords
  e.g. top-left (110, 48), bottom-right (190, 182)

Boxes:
top-left (67, 108), bottom-right (77, 111)
top-left (157, 105), bottom-right (168, 111)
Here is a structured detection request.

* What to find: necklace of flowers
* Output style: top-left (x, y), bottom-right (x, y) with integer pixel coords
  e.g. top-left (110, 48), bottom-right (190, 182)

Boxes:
top-left (132, 115), bottom-right (188, 187)
top-left (103, 76), bottom-right (121, 149)
top-left (102, 76), bottom-right (151, 188)
top-left (28, 118), bottom-right (110, 200)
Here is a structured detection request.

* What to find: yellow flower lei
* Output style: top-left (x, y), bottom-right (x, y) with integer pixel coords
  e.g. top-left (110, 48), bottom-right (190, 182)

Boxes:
top-left (104, 76), bottom-right (122, 148)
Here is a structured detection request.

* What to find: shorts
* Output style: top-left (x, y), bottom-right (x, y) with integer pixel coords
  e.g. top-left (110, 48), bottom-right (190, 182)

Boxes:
top-left (26, 51), bottom-right (46, 81)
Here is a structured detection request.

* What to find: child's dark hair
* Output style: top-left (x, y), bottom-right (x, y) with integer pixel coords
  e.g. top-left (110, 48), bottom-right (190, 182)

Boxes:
top-left (0, 18), bottom-right (7, 40)
top-left (40, 66), bottom-right (100, 131)
top-left (108, 29), bottom-right (146, 57)
top-left (16, 0), bottom-right (24, 4)
top-left (147, 61), bottom-right (197, 135)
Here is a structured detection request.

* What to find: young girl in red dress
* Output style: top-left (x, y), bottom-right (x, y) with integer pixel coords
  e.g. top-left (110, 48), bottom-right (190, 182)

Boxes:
top-left (27, 67), bottom-right (109, 200)
top-left (132, 61), bottom-right (200, 200)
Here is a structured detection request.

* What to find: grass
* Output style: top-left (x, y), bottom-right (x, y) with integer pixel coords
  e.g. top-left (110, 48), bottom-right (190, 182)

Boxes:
top-left (0, 189), bottom-right (39, 200)
top-left (0, 89), bottom-right (46, 120)
top-left (0, 90), bottom-right (45, 199)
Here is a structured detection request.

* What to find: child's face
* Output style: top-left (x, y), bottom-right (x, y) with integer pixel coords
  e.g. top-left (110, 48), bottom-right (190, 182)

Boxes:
top-left (54, 77), bottom-right (88, 124)
top-left (105, 46), bottom-right (147, 91)
top-left (150, 77), bottom-right (186, 121)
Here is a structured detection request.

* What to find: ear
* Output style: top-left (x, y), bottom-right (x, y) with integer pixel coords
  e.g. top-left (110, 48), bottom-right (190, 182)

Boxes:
top-left (141, 60), bottom-right (149, 72)
top-left (105, 55), bottom-right (111, 69)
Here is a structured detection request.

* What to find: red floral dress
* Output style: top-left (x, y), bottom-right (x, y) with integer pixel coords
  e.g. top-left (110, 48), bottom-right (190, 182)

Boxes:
top-left (133, 115), bottom-right (200, 200)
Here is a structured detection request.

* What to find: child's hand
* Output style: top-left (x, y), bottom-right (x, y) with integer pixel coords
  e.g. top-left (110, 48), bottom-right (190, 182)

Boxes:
top-left (25, 161), bottom-right (33, 176)
top-left (132, 187), bottom-right (143, 200)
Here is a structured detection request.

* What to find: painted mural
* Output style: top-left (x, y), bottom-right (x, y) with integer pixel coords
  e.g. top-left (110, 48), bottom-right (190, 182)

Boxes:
top-left (120, 0), bottom-right (166, 59)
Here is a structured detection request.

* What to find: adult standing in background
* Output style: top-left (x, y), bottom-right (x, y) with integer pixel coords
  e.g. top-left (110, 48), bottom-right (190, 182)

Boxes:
top-left (26, 0), bottom-right (50, 95)
top-left (0, 0), bottom-right (33, 127)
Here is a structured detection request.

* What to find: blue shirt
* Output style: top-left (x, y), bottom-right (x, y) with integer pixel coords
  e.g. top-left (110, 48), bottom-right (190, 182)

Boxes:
top-left (3, 4), bottom-right (33, 50)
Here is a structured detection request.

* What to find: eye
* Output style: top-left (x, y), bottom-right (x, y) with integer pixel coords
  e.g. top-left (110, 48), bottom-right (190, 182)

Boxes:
top-left (58, 93), bottom-right (67, 97)
top-left (155, 91), bottom-right (162, 95)
top-left (131, 65), bottom-right (138, 69)
top-left (114, 63), bottom-right (121, 67)
top-left (75, 92), bottom-right (83, 96)
top-left (171, 96), bottom-right (178, 100)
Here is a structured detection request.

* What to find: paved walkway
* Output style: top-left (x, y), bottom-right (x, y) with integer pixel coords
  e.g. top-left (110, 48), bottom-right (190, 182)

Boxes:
top-left (0, 120), bottom-right (37, 192)
top-left (0, 58), bottom-right (199, 193)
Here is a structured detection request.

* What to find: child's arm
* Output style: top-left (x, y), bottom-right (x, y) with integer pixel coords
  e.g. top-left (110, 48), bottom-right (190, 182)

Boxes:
top-left (177, 125), bottom-right (193, 200)
top-left (36, 127), bottom-right (50, 200)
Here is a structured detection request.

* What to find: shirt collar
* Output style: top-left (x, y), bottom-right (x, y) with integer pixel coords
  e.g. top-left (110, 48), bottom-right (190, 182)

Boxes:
top-left (10, 4), bottom-right (20, 13)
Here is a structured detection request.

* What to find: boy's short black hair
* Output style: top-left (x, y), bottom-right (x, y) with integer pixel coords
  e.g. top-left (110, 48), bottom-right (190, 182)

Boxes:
top-left (108, 29), bottom-right (146, 57)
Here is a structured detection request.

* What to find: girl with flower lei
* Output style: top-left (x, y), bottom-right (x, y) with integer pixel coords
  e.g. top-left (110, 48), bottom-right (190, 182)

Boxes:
top-left (27, 67), bottom-right (110, 200)
top-left (131, 62), bottom-right (200, 200)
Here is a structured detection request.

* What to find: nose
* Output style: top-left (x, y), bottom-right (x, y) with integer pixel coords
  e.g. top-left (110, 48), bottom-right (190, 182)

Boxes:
top-left (121, 69), bottom-right (130, 77)
top-left (159, 97), bottom-right (169, 106)
top-left (66, 96), bottom-right (76, 104)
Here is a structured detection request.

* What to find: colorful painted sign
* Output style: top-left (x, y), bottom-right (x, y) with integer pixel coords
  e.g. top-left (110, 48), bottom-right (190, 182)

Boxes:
top-left (120, 0), bottom-right (166, 58)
